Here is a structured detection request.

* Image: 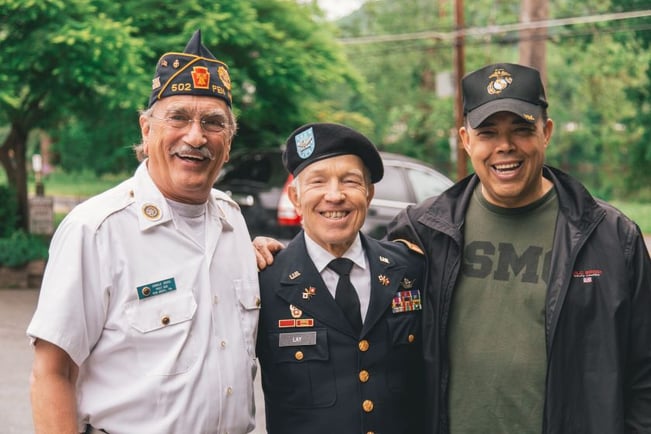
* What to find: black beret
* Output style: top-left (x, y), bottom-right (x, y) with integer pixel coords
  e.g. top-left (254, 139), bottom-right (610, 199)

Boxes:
top-left (462, 63), bottom-right (548, 128)
top-left (148, 30), bottom-right (232, 108)
top-left (282, 123), bottom-right (383, 183)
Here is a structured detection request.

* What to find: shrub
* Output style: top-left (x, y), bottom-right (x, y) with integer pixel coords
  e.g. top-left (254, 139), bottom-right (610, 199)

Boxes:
top-left (0, 231), bottom-right (48, 267)
top-left (0, 186), bottom-right (18, 238)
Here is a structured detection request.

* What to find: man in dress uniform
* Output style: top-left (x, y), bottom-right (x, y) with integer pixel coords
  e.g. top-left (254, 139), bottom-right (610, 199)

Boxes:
top-left (256, 123), bottom-right (426, 434)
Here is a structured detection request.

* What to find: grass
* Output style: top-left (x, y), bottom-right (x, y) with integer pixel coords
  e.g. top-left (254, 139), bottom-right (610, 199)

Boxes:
top-left (609, 201), bottom-right (651, 235)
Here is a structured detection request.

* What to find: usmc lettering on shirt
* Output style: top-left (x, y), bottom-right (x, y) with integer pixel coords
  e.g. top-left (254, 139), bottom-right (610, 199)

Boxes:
top-left (463, 241), bottom-right (552, 285)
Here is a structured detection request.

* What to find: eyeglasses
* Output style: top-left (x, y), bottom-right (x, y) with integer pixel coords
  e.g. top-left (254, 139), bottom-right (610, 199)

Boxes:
top-left (149, 112), bottom-right (229, 134)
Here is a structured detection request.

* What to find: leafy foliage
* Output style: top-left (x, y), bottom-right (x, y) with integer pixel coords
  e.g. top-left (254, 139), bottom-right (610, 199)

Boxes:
top-left (0, 231), bottom-right (48, 267)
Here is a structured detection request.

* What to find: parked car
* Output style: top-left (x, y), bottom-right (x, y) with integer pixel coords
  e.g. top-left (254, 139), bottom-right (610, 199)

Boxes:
top-left (214, 149), bottom-right (453, 240)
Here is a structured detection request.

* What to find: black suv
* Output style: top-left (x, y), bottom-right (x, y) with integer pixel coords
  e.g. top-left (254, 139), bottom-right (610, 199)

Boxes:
top-left (214, 149), bottom-right (453, 240)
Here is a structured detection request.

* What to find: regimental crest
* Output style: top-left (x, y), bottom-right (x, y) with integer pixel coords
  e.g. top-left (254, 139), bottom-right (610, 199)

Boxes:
top-left (295, 127), bottom-right (315, 159)
top-left (191, 66), bottom-right (210, 89)
top-left (486, 68), bottom-right (513, 95)
top-left (289, 304), bottom-right (303, 318)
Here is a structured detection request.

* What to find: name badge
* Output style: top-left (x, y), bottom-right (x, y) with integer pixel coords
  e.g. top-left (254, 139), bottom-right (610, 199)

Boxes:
top-left (137, 277), bottom-right (177, 300)
top-left (279, 331), bottom-right (317, 347)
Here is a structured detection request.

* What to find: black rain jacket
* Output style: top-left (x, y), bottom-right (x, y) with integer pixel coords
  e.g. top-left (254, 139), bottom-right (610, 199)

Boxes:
top-left (386, 166), bottom-right (651, 434)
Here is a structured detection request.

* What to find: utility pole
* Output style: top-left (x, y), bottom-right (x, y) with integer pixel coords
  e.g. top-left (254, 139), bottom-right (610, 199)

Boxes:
top-left (519, 0), bottom-right (549, 85)
top-left (454, 0), bottom-right (467, 180)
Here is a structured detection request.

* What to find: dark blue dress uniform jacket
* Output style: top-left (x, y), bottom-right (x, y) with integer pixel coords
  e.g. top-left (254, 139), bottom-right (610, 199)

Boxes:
top-left (257, 231), bottom-right (426, 434)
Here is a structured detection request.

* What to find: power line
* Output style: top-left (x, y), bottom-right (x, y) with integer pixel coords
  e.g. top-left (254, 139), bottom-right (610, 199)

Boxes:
top-left (338, 9), bottom-right (651, 45)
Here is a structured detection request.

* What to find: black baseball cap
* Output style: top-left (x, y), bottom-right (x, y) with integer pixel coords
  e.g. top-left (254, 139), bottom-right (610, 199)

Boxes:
top-left (462, 63), bottom-right (548, 128)
top-left (282, 123), bottom-right (384, 183)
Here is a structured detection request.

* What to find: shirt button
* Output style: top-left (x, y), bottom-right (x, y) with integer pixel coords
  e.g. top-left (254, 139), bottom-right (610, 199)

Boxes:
top-left (408, 334), bottom-right (416, 343)
top-left (161, 315), bottom-right (170, 326)
top-left (226, 386), bottom-right (233, 396)
top-left (213, 295), bottom-right (219, 304)
top-left (295, 351), bottom-right (304, 361)
top-left (220, 340), bottom-right (227, 348)
top-left (358, 370), bottom-right (370, 383)
top-left (358, 340), bottom-right (370, 352)
top-left (362, 399), bottom-right (374, 412)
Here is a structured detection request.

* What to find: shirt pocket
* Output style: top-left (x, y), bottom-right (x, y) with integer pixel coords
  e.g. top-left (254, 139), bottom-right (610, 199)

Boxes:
top-left (234, 278), bottom-right (261, 358)
top-left (263, 328), bottom-right (335, 408)
top-left (125, 291), bottom-right (198, 375)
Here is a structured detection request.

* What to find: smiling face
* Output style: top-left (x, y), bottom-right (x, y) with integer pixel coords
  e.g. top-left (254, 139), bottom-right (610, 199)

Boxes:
top-left (139, 95), bottom-right (233, 204)
top-left (459, 111), bottom-right (554, 208)
top-left (289, 154), bottom-right (374, 257)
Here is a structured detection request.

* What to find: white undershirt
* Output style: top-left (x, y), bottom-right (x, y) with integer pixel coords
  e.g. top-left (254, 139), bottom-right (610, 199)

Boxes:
top-left (166, 199), bottom-right (207, 249)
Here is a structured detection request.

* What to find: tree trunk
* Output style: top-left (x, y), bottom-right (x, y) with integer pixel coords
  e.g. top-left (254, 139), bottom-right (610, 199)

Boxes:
top-left (519, 0), bottom-right (549, 86)
top-left (0, 123), bottom-right (30, 231)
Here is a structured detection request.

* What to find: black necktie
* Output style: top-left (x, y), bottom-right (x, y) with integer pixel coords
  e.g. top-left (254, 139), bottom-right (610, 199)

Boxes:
top-left (328, 258), bottom-right (363, 334)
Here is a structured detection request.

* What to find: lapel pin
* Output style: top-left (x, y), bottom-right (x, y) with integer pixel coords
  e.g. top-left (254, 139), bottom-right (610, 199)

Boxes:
top-left (379, 256), bottom-right (390, 264)
top-left (378, 275), bottom-right (390, 286)
top-left (142, 204), bottom-right (162, 221)
top-left (302, 286), bottom-right (316, 300)
top-left (289, 271), bottom-right (301, 280)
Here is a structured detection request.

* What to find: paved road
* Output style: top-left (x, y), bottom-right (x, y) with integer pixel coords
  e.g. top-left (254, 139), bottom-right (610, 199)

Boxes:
top-left (0, 289), bottom-right (267, 434)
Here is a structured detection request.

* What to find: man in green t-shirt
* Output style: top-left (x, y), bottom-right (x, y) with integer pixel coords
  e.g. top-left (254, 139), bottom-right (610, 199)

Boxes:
top-left (386, 63), bottom-right (651, 433)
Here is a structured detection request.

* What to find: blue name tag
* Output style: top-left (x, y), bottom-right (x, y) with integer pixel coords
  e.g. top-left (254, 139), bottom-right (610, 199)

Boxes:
top-left (137, 278), bottom-right (177, 300)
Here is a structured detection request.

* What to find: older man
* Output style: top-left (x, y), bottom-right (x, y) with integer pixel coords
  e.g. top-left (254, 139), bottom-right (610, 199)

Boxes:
top-left (28, 30), bottom-right (261, 434)
top-left (256, 123), bottom-right (426, 434)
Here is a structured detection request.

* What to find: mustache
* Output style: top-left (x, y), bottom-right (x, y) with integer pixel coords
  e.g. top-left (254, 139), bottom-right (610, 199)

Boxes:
top-left (169, 144), bottom-right (215, 161)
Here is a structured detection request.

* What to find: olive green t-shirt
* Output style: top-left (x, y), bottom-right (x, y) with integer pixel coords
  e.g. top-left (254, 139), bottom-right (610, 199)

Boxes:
top-left (448, 185), bottom-right (558, 434)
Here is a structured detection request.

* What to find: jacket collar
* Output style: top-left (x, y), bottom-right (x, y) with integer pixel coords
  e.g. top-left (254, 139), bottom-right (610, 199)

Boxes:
top-left (418, 165), bottom-right (604, 237)
top-left (273, 232), bottom-right (408, 337)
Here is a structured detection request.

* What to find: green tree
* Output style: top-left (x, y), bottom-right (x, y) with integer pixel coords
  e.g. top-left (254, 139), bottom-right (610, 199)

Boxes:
top-left (1, 0), bottom-right (365, 230)
top-left (0, 0), bottom-right (144, 230)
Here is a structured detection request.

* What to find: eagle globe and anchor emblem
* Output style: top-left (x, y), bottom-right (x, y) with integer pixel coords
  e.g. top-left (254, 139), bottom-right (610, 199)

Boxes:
top-left (486, 68), bottom-right (513, 95)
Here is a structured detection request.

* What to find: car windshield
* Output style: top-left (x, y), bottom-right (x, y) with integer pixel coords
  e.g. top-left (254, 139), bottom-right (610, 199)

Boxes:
top-left (217, 151), bottom-right (287, 187)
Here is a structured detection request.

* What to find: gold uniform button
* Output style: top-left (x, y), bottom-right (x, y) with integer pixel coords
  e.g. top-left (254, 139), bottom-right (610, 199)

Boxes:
top-left (408, 334), bottom-right (416, 343)
top-left (366, 432), bottom-right (375, 434)
top-left (358, 370), bottom-right (370, 383)
top-left (141, 286), bottom-right (151, 297)
top-left (161, 315), bottom-right (170, 325)
top-left (255, 297), bottom-right (262, 307)
top-left (295, 351), bottom-right (304, 361)
top-left (358, 340), bottom-right (370, 352)
top-left (362, 399), bottom-right (374, 412)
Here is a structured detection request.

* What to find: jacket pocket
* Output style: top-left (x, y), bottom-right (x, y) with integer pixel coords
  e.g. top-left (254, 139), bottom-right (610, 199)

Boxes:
top-left (125, 291), bottom-right (198, 375)
top-left (264, 328), bottom-right (335, 407)
top-left (385, 311), bottom-right (422, 391)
